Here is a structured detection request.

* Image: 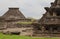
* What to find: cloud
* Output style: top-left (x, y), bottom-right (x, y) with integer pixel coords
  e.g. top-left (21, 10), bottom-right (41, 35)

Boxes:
top-left (0, 0), bottom-right (55, 19)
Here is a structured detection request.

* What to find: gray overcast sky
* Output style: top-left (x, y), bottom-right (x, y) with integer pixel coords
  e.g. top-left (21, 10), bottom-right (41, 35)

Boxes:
top-left (0, 0), bottom-right (54, 19)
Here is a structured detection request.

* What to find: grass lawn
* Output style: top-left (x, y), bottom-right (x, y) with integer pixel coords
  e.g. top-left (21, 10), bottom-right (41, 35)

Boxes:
top-left (0, 33), bottom-right (60, 39)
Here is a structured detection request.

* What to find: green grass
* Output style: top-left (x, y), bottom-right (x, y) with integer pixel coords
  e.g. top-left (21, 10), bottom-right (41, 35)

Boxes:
top-left (17, 22), bottom-right (33, 24)
top-left (0, 33), bottom-right (60, 39)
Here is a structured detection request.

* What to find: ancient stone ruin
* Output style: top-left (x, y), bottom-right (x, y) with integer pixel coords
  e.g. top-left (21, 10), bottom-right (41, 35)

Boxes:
top-left (0, 8), bottom-right (34, 36)
top-left (36, 0), bottom-right (60, 37)
top-left (0, 0), bottom-right (60, 37)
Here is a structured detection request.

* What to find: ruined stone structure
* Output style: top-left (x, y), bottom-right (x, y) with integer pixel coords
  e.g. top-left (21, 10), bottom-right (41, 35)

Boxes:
top-left (0, 8), bottom-right (34, 36)
top-left (34, 0), bottom-right (60, 37)
top-left (0, 0), bottom-right (60, 37)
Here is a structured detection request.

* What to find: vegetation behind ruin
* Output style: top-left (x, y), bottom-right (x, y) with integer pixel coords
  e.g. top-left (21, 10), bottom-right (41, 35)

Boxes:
top-left (17, 22), bottom-right (33, 24)
top-left (16, 18), bottom-right (36, 25)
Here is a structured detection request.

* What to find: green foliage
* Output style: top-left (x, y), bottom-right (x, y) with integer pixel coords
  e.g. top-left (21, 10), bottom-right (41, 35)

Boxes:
top-left (0, 33), bottom-right (60, 39)
top-left (16, 17), bottom-right (36, 25)
top-left (17, 22), bottom-right (33, 24)
top-left (27, 17), bottom-right (36, 22)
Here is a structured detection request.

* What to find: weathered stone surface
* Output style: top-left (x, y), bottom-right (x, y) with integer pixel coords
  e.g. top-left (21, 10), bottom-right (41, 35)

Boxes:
top-left (2, 8), bottom-right (25, 19)
top-left (0, 0), bottom-right (60, 37)
top-left (38, 0), bottom-right (60, 37)
top-left (0, 8), bottom-right (34, 36)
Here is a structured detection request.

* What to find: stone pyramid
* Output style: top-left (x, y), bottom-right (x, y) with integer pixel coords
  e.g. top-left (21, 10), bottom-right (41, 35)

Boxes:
top-left (2, 8), bottom-right (25, 19)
